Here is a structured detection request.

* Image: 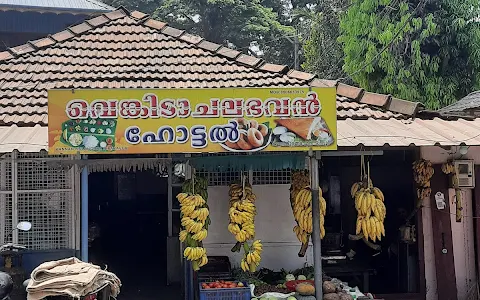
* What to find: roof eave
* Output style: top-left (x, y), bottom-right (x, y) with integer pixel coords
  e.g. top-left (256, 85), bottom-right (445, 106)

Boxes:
top-left (0, 4), bottom-right (113, 15)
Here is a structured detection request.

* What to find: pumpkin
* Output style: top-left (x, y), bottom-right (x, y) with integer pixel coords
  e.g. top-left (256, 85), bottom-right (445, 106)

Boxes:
top-left (295, 283), bottom-right (315, 296)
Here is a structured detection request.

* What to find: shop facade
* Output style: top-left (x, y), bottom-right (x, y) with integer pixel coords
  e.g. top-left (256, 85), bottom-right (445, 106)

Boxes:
top-left (0, 7), bottom-right (479, 300)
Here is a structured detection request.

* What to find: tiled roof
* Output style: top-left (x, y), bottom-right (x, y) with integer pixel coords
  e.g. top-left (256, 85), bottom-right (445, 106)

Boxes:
top-left (0, 8), bottom-right (425, 127)
top-left (0, 0), bottom-right (113, 13)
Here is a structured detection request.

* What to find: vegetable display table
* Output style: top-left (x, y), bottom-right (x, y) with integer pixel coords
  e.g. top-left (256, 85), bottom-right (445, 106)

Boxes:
top-left (323, 262), bottom-right (374, 292)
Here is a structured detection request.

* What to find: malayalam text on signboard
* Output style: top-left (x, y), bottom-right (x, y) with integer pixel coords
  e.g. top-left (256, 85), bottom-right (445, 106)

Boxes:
top-left (48, 87), bottom-right (337, 154)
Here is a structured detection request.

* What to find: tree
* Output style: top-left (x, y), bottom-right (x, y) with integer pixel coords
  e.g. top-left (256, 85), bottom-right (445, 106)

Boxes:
top-left (102, 0), bottom-right (162, 14)
top-left (155, 0), bottom-right (294, 64)
top-left (302, 0), bottom-right (348, 79)
top-left (104, 0), bottom-right (321, 68)
top-left (339, 0), bottom-right (480, 109)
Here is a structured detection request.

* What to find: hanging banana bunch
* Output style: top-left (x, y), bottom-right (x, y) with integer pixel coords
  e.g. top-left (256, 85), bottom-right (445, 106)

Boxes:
top-left (182, 176), bottom-right (209, 202)
top-left (290, 170), bottom-right (326, 257)
top-left (178, 175), bottom-right (211, 271)
top-left (351, 158), bottom-right (386, 243)
top-left (228, 178), bottom-right (263, 273)
top-left (413, 159), bottom-right (434, 202)
top-left (240, 240), bottom-right (263, 273)
top-left (442, 161), bottom-right (462, 222)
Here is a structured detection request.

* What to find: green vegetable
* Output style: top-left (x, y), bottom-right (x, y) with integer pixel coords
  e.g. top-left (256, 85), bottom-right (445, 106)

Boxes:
top-left (287, 297), bottom-right (297, 300)
top-left (286, 274), bottom-right (296, 282)
top-left (297, 275), bottom-right (307, 280)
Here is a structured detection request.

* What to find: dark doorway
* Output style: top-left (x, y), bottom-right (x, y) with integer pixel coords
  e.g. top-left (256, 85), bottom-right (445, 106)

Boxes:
top-left (88, 170), bottom-right (181, 300)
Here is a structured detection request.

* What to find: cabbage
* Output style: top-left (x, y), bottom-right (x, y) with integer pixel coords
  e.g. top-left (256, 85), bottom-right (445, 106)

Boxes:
top-left (297, 275), bottom-right (307, 280)
top-left (285, 274), bottom-right (296, 282)
top-left (287, 297), bottom-right (297, 300)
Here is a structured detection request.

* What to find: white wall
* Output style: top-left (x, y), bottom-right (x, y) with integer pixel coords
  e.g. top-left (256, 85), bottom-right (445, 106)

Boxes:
top-left (449, 189), bottom-right (476, 300)
top-left (203, 185), bottom-right (314, 271)
top-left (421, 146), bottom-right (478, 300)
top-left (421, 146), bottom-right (480, 164)
top-left (422, 195), bottom-right (437, 300)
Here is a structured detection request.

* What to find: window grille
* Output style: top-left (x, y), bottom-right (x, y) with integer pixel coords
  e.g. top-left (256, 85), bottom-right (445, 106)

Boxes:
top-left (252, 170), bottom-right (291, 185)
top-left (195, 170), bottom-right (241, 186)
top-left (17, 191), bottom-right (72, 250)
top-left (0, 152), bottom-right (76, 250)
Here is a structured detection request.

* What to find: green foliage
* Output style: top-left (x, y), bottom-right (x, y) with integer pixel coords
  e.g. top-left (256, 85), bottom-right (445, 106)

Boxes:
top-left (339, 0), bottom-right (480, 109)
top-left (155, 0), bottom-right (293, 63)
top-left (302, 0), bottom-right (348, 79)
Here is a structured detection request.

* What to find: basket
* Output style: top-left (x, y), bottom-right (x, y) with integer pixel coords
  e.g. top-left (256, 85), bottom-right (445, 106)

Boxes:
top-left (199, 283), bottom-right (250, 300)
top-left (198, 256), bottom-right (232, 281)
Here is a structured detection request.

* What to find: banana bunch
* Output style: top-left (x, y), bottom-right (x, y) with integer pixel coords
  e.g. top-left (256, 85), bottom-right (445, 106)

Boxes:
top-left (182, 176), bottom-right (209, 203)
top-left (177, 192), bottom-right (210, 271)
top-left (352, 185), bottom-right (386, 242)
top-left (413, 159), bottom-right (434, 187)
top-left (413, 159), bottom-right (434, 200)
top-left (228, 181), bottom-right (263, 272)
top-left (183, 247), bottom-right (208, 267)
top-left (442, 162), bottom-right (455, 174)
top-left (290, 170), bottom-right (326, 257)
top-left (240, 240), bottom-right (263, 273)
top-left (228, 183), bottom-right (257, 243)
top-left (292, 170), bottom-right (310, 189)
top-left (292, 188), bottom-right (327, 240)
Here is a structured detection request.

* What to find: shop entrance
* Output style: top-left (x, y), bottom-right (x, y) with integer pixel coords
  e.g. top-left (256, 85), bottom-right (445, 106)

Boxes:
top-left (321, 150), bottom-right (419, 296)
top-left (87, 170), bottom-right (181, 300)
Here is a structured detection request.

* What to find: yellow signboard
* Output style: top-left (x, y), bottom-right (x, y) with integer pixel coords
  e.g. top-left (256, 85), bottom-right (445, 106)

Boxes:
top-left (48, 87), bottom-right (337, 154)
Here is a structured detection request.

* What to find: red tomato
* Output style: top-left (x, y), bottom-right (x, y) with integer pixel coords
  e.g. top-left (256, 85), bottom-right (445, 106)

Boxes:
top-left (204, 286), bottom-right (211, 289)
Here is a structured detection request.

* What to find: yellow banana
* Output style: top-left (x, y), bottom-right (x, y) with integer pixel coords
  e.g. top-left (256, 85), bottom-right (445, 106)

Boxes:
top-left (184, 247), bottom-right (192, 258)
top-left (177, 193), bottom-right (189, 203)
top-left (369, 217), bottom-right (376, 241)
top-left (252, 251), bottom-right (261, 263)
top-left (179, 230), bottom-right (188, 242)
top-left (362, 218), bottom-right (368, 238)
top-left (199, 256), bottom-right (208, 267)
top-left (356, 216), bottom-right (363, 235)
top-left (351, 182), bottom-right (360, 198)
top-left (241, 259), bottom-right (248, 272)
top-left (373, 187), bottom-right (384, 202)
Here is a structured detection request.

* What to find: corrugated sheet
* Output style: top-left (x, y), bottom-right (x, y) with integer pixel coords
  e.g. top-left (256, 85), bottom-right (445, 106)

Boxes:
top-left (0, 125), bottom-right (47, 152)
top-left (3, 118), bottom-right (480, 153)
top-left (337, 118), bottom-right (480, 147)
top-left (0, 11), bottom-right (90, 34)
top-left (0, 0), bottom-right (113, 12)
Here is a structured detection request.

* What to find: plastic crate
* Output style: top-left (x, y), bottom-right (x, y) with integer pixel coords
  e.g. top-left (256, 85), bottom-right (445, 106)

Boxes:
top-left (199, 283), bottom-right (250, 300)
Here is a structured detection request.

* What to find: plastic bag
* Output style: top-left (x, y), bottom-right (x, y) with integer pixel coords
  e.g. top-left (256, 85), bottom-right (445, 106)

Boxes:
top-left (249, 284), bottom-right (296, 299)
